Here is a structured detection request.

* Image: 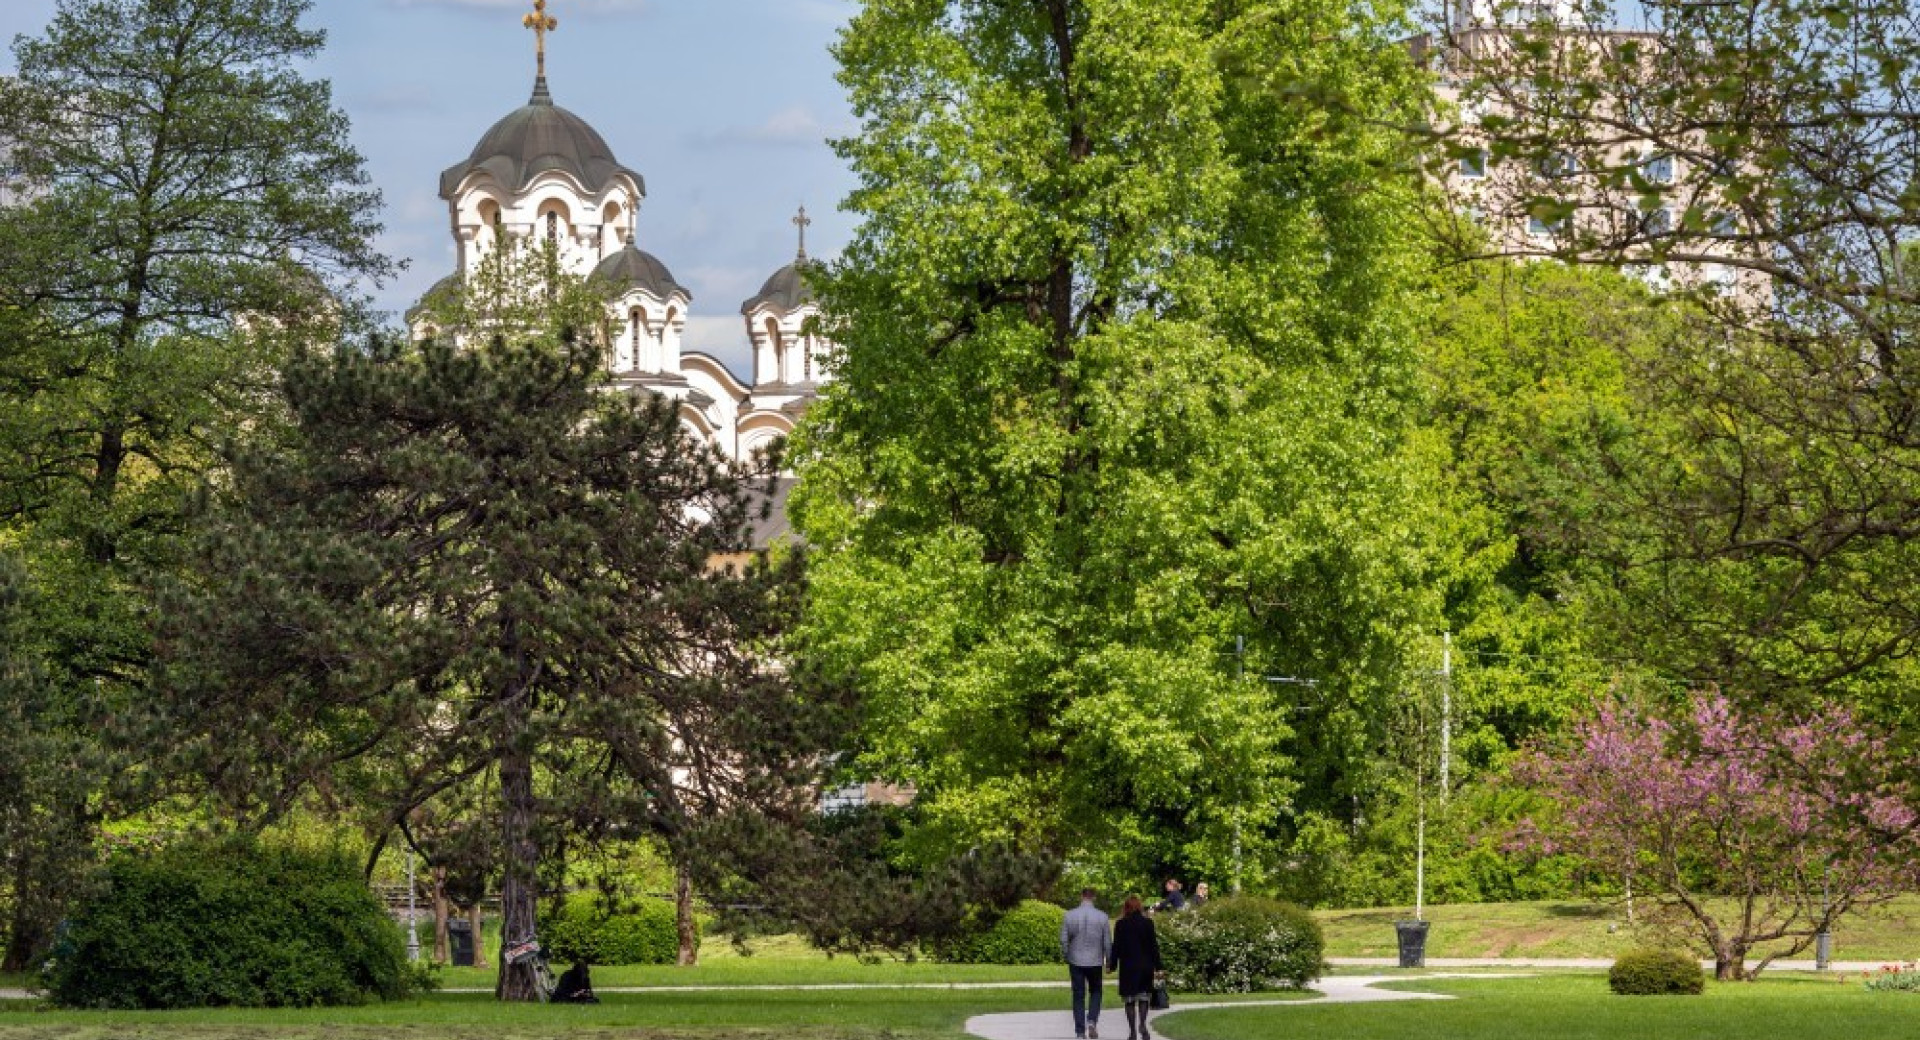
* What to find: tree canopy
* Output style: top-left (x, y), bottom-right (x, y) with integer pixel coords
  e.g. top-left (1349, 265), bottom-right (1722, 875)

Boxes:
top-left (794, 0), bottom-right (1468, 889)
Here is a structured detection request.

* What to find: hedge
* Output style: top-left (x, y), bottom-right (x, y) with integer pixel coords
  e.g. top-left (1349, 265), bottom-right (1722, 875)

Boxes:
top-left (936, 900), bottom-right (1067, 965)
top-left (1157, 896), bottom-right (1323, 993)
top-left (1609, 948), bottom-right (1705, 995)
top-left (41, 837), bottom-right (421, 1009)
top-left (540, 896), bottom-right (692, 965)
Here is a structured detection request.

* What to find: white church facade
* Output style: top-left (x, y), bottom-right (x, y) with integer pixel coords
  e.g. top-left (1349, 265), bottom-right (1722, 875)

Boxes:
top-left (410, 2), bottom-right (829, 467)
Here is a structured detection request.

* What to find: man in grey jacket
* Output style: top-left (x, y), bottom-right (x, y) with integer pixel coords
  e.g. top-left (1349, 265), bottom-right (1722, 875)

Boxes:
top-left (1060, 888), bottom-right (1111, 1039)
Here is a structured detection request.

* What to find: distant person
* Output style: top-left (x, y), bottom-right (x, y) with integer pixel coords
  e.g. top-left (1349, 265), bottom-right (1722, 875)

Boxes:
top-left (1153, 878), bottom-right (1185, 913)
top-left (550, 959), bottom-right (598, 1004)
top-left (1190, 882), bottom-right (1210, 909)
top-left (1108, 896), bottom-right (1164, 1040)
top-left (1060, 888), bottom-right (1112, 1039)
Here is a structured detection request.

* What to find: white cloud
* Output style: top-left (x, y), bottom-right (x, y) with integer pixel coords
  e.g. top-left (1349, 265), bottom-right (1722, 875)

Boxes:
top-left (687, 264), bottom-right (765, 303)
top-left (694, 105), bottom-right (845, 149)
top-left (683, 315), bottom-right (753, 379)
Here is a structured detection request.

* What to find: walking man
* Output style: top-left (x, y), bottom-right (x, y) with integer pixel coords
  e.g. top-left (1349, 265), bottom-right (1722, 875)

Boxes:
top-left (1061, 888), bottom-right (1111, 1039)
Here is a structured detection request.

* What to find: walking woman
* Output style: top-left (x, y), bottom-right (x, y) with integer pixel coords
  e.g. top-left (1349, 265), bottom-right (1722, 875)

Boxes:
top-left (1106, 896), bottom-right (1163, 1040)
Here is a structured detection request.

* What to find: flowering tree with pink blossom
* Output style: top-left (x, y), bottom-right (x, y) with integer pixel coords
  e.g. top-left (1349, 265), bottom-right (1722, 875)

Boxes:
top-left (1515, 692), bottom-right (1920, 981)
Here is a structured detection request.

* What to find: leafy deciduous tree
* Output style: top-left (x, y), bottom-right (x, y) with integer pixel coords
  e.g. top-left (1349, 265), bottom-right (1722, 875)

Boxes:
top-left (796, 0), bottom-right (1467, 889)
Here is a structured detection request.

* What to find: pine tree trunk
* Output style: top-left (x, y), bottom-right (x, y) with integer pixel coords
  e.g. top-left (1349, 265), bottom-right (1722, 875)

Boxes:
top-left (432, 865), bottom-right (451, 964)
top-left (495, 728), bottom-right (541, 1000)
top-left (675, 863), bottom-right (698, 966)
top-left (495, 631), bottom-right (542, 1001)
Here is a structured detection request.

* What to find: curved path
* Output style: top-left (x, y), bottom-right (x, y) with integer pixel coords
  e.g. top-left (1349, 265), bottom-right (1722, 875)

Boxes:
top-left (965, 973), bottom-right (1516, 1040)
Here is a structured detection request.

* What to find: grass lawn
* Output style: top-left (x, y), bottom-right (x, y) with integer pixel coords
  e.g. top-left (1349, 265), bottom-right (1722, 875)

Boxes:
top-left (0, 983), bottom-right (1306, 1039)
top-left (1316, 896), bottom-right (1920, 961)
top-left (1159, 973), bottom-right (1920, 1040)
top-left (429, 933), bottom-right (1060, 990)
top-left (0, 987), bottom-right (1069, 1039)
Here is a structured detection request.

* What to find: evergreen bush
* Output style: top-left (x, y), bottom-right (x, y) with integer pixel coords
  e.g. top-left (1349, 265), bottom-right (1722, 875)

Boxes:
top-left (41, 837), bottom-right (420, 1009)
top-left (1608, 948), bottom-right (1705, 995)
top-left (936, 900), bottom-right (1067, 965)
top-left (540, 896), bottom-right (690, 965)
top-left (1158, 896), bottom-right (1323, 993)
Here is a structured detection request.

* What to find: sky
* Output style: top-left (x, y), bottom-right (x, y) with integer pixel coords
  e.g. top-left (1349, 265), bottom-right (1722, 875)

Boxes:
top-left (0, 0), bottom-right (863, 379)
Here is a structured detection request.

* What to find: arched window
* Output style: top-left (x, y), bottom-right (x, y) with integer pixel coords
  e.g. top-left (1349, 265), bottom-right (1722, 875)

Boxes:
top-left (545, 211), bottom-right (559, 245)
top-left (629, 308), bottom-right (645, 369)
top-left (802, 335), bottom-right (814, 382)
top-left (475, 200), bottom-right (502, 253)
top-left (766, 318), bottom-right (784, 383)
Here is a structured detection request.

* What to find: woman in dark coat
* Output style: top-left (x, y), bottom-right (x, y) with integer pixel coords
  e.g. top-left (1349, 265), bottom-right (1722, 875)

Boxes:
top-left (1106, 896), bottom-right (1163, 1040)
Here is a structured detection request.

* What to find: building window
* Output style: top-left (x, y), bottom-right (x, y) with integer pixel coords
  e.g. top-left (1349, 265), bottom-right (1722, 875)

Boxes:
top-left (545, 211), bottom-right (559, 245)
top-left (1535, 152), bottom-right (1577, 180)
top-left (1459, 149), bottom-right (1487, 179)
top-left (1710, 211), bottom-right (1740, 236)
top-left (1528, 213), bottom-right (1567, 236)
top-left (1643, 154), bottom-right (1674, 185)
top-left (1644, 207), bottom-right (1673, 235)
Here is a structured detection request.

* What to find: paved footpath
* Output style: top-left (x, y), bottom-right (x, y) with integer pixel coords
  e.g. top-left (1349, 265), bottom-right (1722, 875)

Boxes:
top-left (1328, 956), bottom-right (1889, 972)
top-left (964, 974), bottom-right (1498, 1040)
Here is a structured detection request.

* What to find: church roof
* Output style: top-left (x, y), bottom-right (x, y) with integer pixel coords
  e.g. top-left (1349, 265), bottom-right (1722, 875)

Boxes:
top-left (742, 477), bottom-right (798, 551)
top-left (439, 77), bottom-right (644, 199)
top-left (741, 261), bottom-right (818, 315)
top-left (592, 243), bottom-right (688, 301)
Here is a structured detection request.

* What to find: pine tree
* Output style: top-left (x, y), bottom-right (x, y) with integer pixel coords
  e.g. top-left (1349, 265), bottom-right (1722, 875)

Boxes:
top-left (160, 331), bottom-right (832, 1000)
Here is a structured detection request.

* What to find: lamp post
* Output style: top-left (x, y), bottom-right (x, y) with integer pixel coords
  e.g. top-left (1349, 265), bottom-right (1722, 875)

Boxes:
top-left (406, 847), bottom-right (421, 963)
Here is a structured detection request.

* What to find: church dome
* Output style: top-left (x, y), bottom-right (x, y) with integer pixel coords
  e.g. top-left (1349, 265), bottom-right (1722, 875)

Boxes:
top-left (438, 78), bottom-right (644, 199)
top-left (592, 242), bottom-right (687, 301)
top-left (741, 262), bottom-right (817, 315)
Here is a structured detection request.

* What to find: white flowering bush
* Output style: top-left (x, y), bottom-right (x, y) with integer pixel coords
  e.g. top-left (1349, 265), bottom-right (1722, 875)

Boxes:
top-left (1156, 897), bottom-right (1323, 993)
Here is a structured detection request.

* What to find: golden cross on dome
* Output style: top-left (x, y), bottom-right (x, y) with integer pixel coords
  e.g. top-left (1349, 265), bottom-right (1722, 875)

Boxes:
top-left (793, 205), bottom-right (812, 261)
top-left (524, 0), bottom-right (558, 80)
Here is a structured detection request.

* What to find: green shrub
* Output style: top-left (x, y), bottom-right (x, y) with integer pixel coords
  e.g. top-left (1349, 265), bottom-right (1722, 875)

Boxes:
top-left (936, 900), bottom-right (1066, 965)
top-left (540, 896), bottom-right (691, 965)
top-left (1158, 897), bottom-right (1323, 993)
top-left (41, 837), bottom-right (418, 1009)
top-left (1609, 948), bottom-right (1705, 995)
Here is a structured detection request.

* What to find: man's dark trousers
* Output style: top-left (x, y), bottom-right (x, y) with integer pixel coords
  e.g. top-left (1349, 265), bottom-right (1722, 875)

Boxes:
top-left (1070, 964), bottom-right (1103, 1036)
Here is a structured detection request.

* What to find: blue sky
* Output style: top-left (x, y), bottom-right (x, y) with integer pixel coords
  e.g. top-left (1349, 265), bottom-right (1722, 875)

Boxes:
top-left (0, 0), bottom-right (861, 378)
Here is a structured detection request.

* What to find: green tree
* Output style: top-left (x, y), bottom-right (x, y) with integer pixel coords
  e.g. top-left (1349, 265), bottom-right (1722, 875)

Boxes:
top-left (1436, 0), bottom-right (1920, 725)
top-left (795, 0), bottom-right (1461, 889)
top-left (0, 0), bottom-right (388, 968)
top-left (158, 331), bottom-right (834, 999)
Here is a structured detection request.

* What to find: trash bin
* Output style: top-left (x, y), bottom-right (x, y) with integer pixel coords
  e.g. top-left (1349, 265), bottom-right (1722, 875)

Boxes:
top-left (1395, 919), bottom-right (1430, 969)
top-left (448, 918), bottom-right (475, 967)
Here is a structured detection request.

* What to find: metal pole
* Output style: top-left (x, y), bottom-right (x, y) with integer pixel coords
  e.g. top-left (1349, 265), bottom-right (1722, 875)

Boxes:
top-left (1816, 873), bottom-right (1831, 971)
top-left (1234, 636), bottom-right (1244, 894)
top-left (406, 847), bottom-right (421, 963)
top-left (1415, 791), bottom-right (1426, 921)
top-left (1440, 632), bottom-right (1452, 803)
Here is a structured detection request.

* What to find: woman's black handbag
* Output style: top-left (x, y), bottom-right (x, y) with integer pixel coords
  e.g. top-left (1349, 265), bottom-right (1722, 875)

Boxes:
top-left (1150, 980), bottom-right (1171, 1010)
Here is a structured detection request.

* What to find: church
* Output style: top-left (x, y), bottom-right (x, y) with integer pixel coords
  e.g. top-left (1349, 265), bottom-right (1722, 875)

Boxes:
top-left (409, 0), bottom-right (830, 468)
